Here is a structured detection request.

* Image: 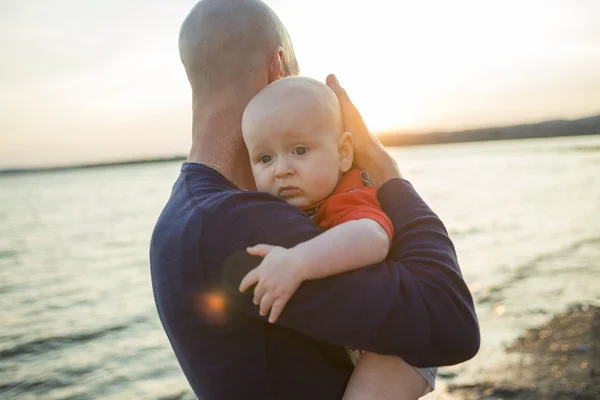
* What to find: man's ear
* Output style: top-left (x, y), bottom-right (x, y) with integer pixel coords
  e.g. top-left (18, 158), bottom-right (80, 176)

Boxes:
top-left (338, 131), bottom-right (354, 173)
top-left (268, 46), bottom-right (285, 83)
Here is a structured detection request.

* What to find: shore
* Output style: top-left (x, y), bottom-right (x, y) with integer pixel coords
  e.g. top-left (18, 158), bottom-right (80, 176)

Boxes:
top-left (442, 304), bottom-right (599, 399)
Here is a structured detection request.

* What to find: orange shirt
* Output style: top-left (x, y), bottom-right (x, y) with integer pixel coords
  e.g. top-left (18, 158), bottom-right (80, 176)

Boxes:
top-left (302, 169), bottom-right (394, 240)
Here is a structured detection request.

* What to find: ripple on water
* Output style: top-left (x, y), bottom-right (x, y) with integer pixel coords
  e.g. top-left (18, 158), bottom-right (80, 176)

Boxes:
top-left (0, 249), bottom-right (19, 260)
top-left (0, 325), bottom-right (130, 360)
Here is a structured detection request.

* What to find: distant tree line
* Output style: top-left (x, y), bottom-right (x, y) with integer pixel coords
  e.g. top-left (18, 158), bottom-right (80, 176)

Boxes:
top-left (378, 114), bottom-right (600, 147)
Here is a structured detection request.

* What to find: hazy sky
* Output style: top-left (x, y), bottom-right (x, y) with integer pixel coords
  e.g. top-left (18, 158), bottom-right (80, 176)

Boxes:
top-left (1, 0), bottom-right (599, 168)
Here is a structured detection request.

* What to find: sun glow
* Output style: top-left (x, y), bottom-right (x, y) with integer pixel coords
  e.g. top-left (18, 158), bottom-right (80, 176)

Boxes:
top-left (271, 0), bottom-right (600, 133)
top-left (1, 0), bottom-right (599, 167)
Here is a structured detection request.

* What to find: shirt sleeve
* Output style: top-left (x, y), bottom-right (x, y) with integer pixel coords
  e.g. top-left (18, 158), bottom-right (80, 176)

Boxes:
top-left (315, 186), bottom-right (394, 241)
top-left (203, 180), bottom-right (480, 368)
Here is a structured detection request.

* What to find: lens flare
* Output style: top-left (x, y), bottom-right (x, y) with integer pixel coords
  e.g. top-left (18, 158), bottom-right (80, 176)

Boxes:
top-left (193, 291), bottom-right (227, 324)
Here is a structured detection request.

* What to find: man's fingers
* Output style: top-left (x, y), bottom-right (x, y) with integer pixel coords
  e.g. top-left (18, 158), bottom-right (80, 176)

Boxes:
top-left (326, 74), bottom-right (367, 133)
top-left (268, 299), bottom-right (287, 323)
top-left (259, 293), bottom-right (274, 317)
top-left (326, 74), bottom-right (351, 109)
top-left (326, 73), bottom-right (348, 94)
top-left (246, 244), bottom-right (274, 257)
top-left (326, 73), bottom-right (344, 93)
top-left (239, 269), bottom-right (258, 293)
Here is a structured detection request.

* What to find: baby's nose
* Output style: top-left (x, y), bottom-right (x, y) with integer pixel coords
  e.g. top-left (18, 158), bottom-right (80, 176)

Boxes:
top-left (274, 159), bottom-right (294, 177)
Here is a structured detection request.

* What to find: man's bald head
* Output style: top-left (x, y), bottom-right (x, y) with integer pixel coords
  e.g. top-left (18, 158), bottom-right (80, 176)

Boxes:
top-left (179, 0), bottom-right (299, 101)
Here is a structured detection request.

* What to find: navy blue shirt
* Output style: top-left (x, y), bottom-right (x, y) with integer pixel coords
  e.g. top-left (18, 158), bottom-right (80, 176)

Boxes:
top-left (150, 163), bottom-right (479, 400)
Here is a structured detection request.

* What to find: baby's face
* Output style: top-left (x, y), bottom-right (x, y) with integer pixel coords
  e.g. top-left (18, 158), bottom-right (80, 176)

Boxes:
top-left (243, 78), bottom-right (350, 208)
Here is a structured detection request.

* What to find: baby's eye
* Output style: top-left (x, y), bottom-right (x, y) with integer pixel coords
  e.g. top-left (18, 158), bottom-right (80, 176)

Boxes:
top-left (258, 155), bottom-right (272, 164)
top-left (293, 147), bottom-right (308, 156)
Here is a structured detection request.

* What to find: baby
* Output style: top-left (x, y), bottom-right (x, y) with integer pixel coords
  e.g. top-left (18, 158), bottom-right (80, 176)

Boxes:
top-left (239, 76), bottom-right (435, 399)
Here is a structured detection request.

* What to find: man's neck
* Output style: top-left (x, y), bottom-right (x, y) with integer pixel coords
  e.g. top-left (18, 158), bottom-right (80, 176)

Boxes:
top-left (187, 108), bottom-right (256, 190)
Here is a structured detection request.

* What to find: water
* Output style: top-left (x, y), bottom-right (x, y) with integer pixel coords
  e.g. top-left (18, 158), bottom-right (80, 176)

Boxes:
top-left (1, 136), bottom-right (599, 399)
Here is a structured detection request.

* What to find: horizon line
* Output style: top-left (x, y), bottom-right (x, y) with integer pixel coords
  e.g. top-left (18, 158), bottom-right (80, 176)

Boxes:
top-left (2, 113), bottom-right (599, 174)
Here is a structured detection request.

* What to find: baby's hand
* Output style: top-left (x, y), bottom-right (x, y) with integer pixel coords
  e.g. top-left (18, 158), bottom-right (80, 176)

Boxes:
top-left (239, 244), bottom-right (302, 323)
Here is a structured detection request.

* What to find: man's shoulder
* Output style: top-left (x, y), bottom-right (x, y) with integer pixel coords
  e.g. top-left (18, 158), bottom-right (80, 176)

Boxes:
top-left (151, 166), bottom-right (317, 281)
top-left (172, 165), bottom-right (308, 231)
top-left (153, 163), bottom-right (316, 251)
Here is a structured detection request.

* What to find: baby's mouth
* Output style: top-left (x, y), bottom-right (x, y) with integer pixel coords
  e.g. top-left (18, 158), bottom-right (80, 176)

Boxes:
top-left (279, 186), bottom-right (302, 198)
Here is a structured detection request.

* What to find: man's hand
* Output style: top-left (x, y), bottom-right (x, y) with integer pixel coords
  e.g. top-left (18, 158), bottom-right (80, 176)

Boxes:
top-left (238, 244), bottom-right (303, 323)
top-left (326, 74), bottom-right (403, 186)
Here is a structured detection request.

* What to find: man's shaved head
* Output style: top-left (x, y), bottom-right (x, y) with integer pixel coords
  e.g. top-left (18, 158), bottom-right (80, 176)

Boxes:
top-left (179, 0), bottom-right (299, 100)
top-left (180, 0), bottom-right (301, 189)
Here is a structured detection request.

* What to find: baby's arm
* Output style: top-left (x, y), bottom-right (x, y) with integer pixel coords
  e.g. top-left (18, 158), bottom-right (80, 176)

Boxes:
top-left (239, 218), bottom-right (390, 322)
top-left (289, 218), bottom-right (390, 281)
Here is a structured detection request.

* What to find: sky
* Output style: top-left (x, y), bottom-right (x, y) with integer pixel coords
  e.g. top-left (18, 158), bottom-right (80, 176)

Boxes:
top-left (1, 0), bottom-right (599, 168)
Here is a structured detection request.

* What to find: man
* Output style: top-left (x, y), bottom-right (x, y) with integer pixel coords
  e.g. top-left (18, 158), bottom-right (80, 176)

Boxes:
top-left (150, 0), bottom-right (480, 399)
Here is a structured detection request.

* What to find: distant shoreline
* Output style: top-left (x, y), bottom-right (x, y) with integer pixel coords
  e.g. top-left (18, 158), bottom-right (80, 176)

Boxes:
top-left (2, 114), bottom-right (599, 175)
top-left (0, 156), bottom-right (186, 176)
top-left (378, 113), bottom-right (600, 147)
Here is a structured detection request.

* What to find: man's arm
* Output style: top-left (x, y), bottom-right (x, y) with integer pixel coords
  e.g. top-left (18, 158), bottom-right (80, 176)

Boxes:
top-left (210, 182), bottom-right (479, 368)
top-left (214, 75), bottom-right (478, 368)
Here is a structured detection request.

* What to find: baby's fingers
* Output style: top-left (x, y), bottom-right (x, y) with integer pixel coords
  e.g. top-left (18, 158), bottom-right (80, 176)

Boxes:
top-left (239, 269), bottom-right (259, 293)
top-left (253, 282), bottom-right (267, 306)
top-left (246, 244), bottom-right (275, 257)
top-left (268, 299), bottom-right (287, 323)
top-left (259, 292), bottom-right (275, 317)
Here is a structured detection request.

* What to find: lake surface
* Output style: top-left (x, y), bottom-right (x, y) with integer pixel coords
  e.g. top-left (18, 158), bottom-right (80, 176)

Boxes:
top-left (1, 135), bottom-right (599, 399)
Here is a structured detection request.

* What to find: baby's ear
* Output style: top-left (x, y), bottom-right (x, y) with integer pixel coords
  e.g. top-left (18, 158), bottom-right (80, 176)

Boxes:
top-left (338, 131), bottom-right (353, 173)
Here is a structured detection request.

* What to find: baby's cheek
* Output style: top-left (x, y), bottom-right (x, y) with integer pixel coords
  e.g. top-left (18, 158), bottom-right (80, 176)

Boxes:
top-left (254, 174), bottom-right (273, 194)
top-left (262, 184), bottom-right (278, 196)
top-left (313, 170), bottom-right (339, 199)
